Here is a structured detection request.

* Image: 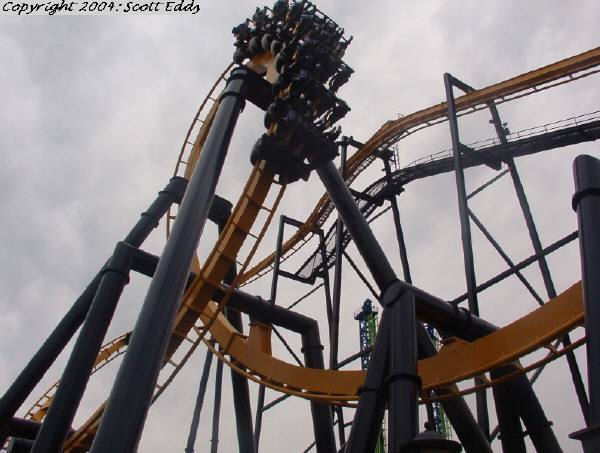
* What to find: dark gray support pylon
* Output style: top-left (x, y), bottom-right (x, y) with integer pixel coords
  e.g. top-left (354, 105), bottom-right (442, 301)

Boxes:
top-left (30, 242), bottom-right (133, 453)
top-left (209, 352), bottom-right (224, 453)
top-left (444, 72), bottom-right (489, 439)
top-left (253, 386), bottom-right (266, 452)
top-left (223, 284), bottom-right (336, 452)
top-left (330, 138), bottom-right (347, 372)
top-left (226, 307), bottom-right (257, 453)
top-left (90, 67), bottom-right (250, 453)
top-left (383, 158), bottom-right (412, 284)
top-left (387, 289), bottom-right (418, 452)
top-left (316, 160), bottom-right (491, 453)
top-left (0, 177), bottom-right (186, 445)
top-left (412, 322), bottom-right (492, 453)
top-left (487, 98), bottom-right (589, 442)
top-left (443, 73), bottom-right (479, 317)
top-left (270, 215), bottom-right (286, 305)
top-left (343, 310), bottom-right (391, 453)
top-left (301, 321), bottom-right (337, 453)
top-left (490, 367), bottom-right (527, 453)
top-left (509, 158), bottom-right (590, 421)
top-left (185, 349), bottom-right (214, 453)
top-left (317, 229), bottom-right (335, 334)
top-left (217, 201), bottom-right (257, 453)
top-left (570, 154), bottom-right (600, 452)
top-left (331, 143), bottom-right (347, 451)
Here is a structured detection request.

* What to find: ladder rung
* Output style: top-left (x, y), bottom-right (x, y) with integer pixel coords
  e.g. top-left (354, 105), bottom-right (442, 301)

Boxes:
top-left (172, 329), bottom-right (191, 340)
top-left (193, 325), bottom-right (207, 335)
top-left (183, 303), bottom-right (203, 314)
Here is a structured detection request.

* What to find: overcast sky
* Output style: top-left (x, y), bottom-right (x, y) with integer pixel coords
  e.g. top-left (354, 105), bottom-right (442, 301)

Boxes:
top-left (1, 1), bottom-right (599, 452)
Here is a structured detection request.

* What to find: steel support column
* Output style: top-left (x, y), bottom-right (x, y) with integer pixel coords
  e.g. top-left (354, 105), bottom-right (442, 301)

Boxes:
top-left (228, 308), bottom-right (257, 453)
top-left (488, 96), bottom-right (589, 438)
top-left (0, 178), bottom-right (186, 445)
top-left (90, 67), bottom-right (250, 453)
top-left (253, 386), bottom-right (266, 452)
top-left (490, 367), bottom-right (527, 453)
top-left (387, 289), bottom-right (418, 452)
top-left (302, 322), bottom-right (337, 453)
top-left (210, 352), bottom-right (224, 453)
top-left (509, 158), bottom-right (590, 421)
top-left (185, 349), bottom-right (214, 453)
top-left (30, 241), bottom-right (132, 453)
top-left (316, 160), bottom-right (491, 453)
top-left (571, 154), bottom-right (600, 452)
top-left (331, 140), bottom-right (347, 449)
top-left (343, 310), bottom-right (391, 453)
top-left (444, 73), bottom-right (488, 439)
top-left (444, 73), bottom-right (480, 317)
top-left (383, 158), bottom-right (412, 284)
top-left (330, 138), bottom-right (348, 372)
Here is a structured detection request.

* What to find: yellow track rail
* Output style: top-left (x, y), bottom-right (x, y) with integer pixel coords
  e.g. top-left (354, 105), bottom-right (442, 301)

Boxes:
top-left (200, 281), bottom-right (584, 404)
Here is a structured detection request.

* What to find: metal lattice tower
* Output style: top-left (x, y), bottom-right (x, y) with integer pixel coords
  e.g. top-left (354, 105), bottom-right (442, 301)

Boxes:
top-left (425, 324), bottom-right (451, 439)
top-left (354, 299), bottom-right (386, 453)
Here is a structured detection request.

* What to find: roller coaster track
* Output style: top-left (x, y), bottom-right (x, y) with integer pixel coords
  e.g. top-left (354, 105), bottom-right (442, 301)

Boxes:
top-left (22, 47), bottom-right (599, 451)
top-left (240, 46), bottom-right (600, 286)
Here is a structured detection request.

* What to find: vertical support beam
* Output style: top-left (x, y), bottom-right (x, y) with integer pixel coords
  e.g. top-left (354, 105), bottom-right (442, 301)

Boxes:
top-left (571, 154), bottom-right (600, 452)
top-left (302, 325), bottom-right (337, 453)
top-left (490, 367), bottom-right (527, 453)
top-left (487, 98), bottom-right (588, 443)
top-left (511, 160), bottom-right (591, 426)
top-left (270, 215), bottom-right (286, 305)
top-left (317, 229), bottom-right (334, 331)
top-left (0, 178), bottom-right (186, 445)
top-left (383, 158), bottom-right (412, 284)
top-left (344, 310), bottom-right (391, 453)
top-left (330, 139), bottom-right (347, 372)
top-left (253, 386), bottom-right (266, 452)
top-left (185, 349), bottom-right (214, 453)
top-left (443, 73), bottom-right (479, 317)
top-left (90, 67), bottom-right (250, 453)
top-left (387, 289), bottom-right (418, 452)
top-left (444, 73), bottom-right (489, 439)
top-left (331, 141), bottom-right (349, 449)
top-left (210, 352), bottom-right (224, 453)
top-left (31, 241), bottom-right (133, 453)
top-left (218, 206), bottom-right (257, 453)
top-left (227, 309), bottom-right (257, 453)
